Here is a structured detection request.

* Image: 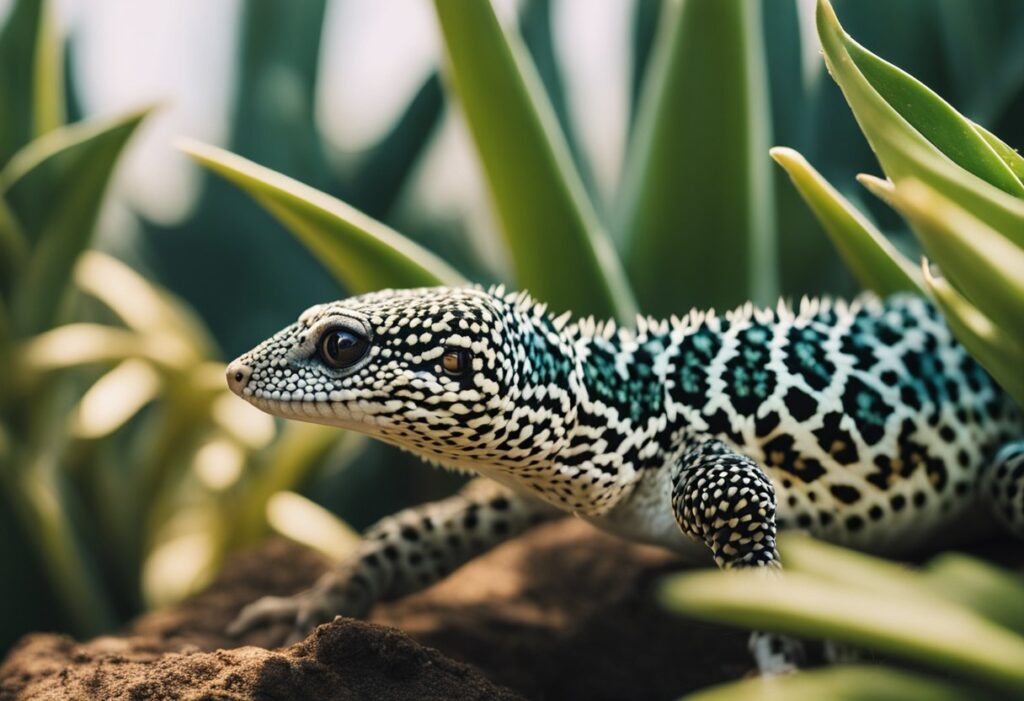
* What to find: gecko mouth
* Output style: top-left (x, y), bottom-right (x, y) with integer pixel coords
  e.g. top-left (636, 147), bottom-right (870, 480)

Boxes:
top-left (242, 391), bottom-right (408, 435)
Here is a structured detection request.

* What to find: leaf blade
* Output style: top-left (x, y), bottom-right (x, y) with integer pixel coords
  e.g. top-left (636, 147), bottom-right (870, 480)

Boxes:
top-left (619, 0), bottom-right (777, 314)
top-left (31, 0), bottom-right (64, 137)
top-left (888, 180), bottom-right (1024, 339)
top-left (680, 665), bottom-right (993, 701)
top-left (660, 567), bottom-right (1024, 693)
top-left (0, 0), bottom-right (47, 162)
top-left (972, 121), bottom-right (1024, 183)
top-left (433, 0), bottom-right (635, 320)
top-left (770, 147), bottom-right (922, 297)
top-left (180, 140), bottom-right (465, 294)
top-left (921, 263), bottom-right (1024, 407)
top-left (815, 0), bottom-right (1024, 198)
top-left (2, 108), bottom-right (148, 337)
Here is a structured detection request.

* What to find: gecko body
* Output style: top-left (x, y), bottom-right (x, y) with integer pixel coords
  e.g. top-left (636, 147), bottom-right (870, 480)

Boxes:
top-left (225, 286), bottom-right (1023, 670)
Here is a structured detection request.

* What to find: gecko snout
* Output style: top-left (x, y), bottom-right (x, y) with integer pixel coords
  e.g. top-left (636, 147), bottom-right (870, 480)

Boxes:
top-left (226, 359), bottom-right (252, 395)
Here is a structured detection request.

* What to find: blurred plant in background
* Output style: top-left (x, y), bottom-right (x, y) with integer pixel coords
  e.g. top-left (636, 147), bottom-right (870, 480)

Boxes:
top-left (0, 0), bottom-right (360, 651)
top-left (1, 0), bottom-right (1023, 662)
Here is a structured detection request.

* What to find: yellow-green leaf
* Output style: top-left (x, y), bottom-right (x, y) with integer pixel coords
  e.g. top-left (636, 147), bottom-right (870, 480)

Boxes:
top-left (872, 129), bottom-right (1024, 249)
top-left (856, 173), bottom-right (896, 207)
top-left (266, 491), bottom-right (361, 562)
top-left (71, 359), bottom-right (162, 439)
top-left (924, 554), bottom-right (1024, 637)
top-left (816, 0), bottom-right (1023, 198)
top-left (30, 0), bottom-right (64, 137)
top-left (180, 140), bottom-right (464, 294)
top-left (770, 148), bottom-right (921, 297)
top-left (432, 0), bottom-right (635, 321)
top-left (889, 180), bottom-right (1024, 340)
top-left (972, 121), bottom-right (1024, 183)
top-left (922, 263), bottom-right (1023, 407)
top-left (75, 251), bottom-right (218, 358)
top-left (660, 567), bottom-right (1024, 694)
top-left (17, 323), bottom-right (195, 377)
top-left (680, 665), bottom-right (993, 701)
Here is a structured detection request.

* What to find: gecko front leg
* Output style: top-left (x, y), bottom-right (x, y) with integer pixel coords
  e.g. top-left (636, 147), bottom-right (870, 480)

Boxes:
top-left (671, 438), bottom-right (805, 674)
top-left (228, 478), bottom-right (559, 643)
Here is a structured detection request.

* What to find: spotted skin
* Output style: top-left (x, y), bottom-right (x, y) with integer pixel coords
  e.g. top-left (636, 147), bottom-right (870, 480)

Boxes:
top-left (225, 286), bottom-right (1023, 670)
top-left (671, 440), bottom-right (779, 569)
top-left (227, 478), bottom-right (557, 641)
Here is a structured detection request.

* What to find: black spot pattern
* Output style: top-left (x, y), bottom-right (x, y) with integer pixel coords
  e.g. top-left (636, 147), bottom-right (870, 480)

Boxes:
top-left (840, 376), bottom-right (891, 446)
top-left (671, 327), bottom-right (722, 406)
top-left (762, 434), bottom-right (827, 482)
top-left (784, 324), bottom-right (834, 391)
top-left (722, 324), bottom-right (776, 416)
top-left (812, 412), bottom-right (859, 465)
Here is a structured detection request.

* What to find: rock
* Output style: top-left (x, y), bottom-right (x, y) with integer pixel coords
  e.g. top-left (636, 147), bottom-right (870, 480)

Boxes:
top-left (0, 519), bottom-right (750, 700)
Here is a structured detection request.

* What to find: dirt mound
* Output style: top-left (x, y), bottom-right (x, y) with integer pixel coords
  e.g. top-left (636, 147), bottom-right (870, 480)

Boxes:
top-left (0, 520), bottom-right (750, 701)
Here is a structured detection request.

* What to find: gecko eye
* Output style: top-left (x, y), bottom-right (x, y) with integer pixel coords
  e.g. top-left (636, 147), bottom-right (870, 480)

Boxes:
top-left (319, 327), bottom-right (369, 369)
top-left (442, 348), bottom-right (471, 377)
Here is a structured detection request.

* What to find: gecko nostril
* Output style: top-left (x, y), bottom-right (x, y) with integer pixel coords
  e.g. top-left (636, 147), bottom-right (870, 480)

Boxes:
top-left (226, 360), bottom-right (253, 394)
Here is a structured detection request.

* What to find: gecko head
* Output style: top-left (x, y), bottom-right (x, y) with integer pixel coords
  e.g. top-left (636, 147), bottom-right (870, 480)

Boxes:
top-left (225, 286), bottom-right (573, 468)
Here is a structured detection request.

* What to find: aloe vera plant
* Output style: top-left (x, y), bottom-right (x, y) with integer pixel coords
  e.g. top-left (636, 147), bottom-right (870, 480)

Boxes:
top-left (773, 0), bottom-right (1024, 406)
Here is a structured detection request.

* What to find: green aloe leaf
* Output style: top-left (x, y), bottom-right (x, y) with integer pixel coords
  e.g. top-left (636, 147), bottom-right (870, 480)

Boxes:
top-left (618, 0), bottom-right (776, 315)
top-left (887, 180), bottom-right (1024, 340)
top-left (924, 554), bottom-right (1024, 637)
top-left (971, 121), bottom-right (1024, 183)
top-left (856, 172), bottom-right (897, 207)
top-left (1, 108), bottom-right (147, 337)
top-left (0, 0), bottom-right (65, 165)
top-left (779, 534), bottom-right (1024, 638)
top-left (816, 0), bottom-right (1023, 198)
top-left (659, 566), bottom-right (1024, 694)
top-left (432, 0), bottom-right (635, 321)
top-left (680, 665), bottom-right (994, 701)
top-left (180, 140), bottom-right (465, 294)
top-left (921, 263), bottom-right (1024, 407)
top-left (870, 129), bottom-right (1024, 249)
top-left (770, 147), bottom-right (921, 297)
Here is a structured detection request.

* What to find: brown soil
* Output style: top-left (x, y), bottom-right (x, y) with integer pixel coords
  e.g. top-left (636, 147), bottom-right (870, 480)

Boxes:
top-left (0, 519), bottom-right (750, 701)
